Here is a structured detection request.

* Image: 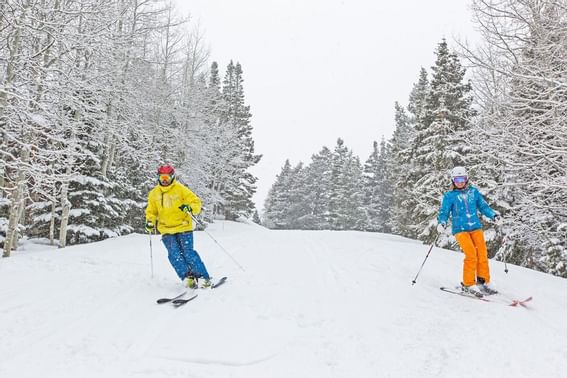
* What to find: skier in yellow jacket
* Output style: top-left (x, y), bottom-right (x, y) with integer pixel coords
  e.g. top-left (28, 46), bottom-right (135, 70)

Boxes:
top-left (145, 164), bottom-right (211, 288)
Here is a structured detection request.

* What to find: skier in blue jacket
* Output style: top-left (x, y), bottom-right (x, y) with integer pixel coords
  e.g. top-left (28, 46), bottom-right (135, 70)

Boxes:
top-left (437, 166), bottom-right (501, 296)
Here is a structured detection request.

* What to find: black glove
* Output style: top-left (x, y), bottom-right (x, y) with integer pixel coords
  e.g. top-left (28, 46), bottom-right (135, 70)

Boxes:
top-left (179, 204), bottom-right (192, 214)
top-left (145, 220), bottom-right (155, 233)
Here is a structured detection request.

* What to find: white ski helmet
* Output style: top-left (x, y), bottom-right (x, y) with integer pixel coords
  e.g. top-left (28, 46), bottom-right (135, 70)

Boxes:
top-left (450, 166), bottom-right (468, 179)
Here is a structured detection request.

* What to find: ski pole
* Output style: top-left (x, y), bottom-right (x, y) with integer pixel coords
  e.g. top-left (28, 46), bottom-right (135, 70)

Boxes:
top-left (148, 220), bottom-right (157, 279)
top-left (411, 234), bottom-right (439, 285)
top-left (191, 214), bottom-right (246, 272)
top-left (495, 223), bottom-right (510, 274)
top-left (503, 249), bottom-right (509, 274)
top-left (149, 233), bottom-right (154, 279)
top-left (500, 233), bottom-right (510, 274)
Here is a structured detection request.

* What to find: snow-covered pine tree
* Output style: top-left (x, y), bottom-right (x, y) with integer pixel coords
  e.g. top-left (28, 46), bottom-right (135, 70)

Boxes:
top-left (263, 161), bottom-right (311, 229)
top-left (205, 62), bottom-right (233, 217)
top-left (328, 139), bottom-right (366, 230)
top-left (407, 68), bottom-right (429, 126)
top-left (252, 210), bottom-right (261, 225)
top-left (363, 138), bottom-right (392, 232)
top-left (300, 147), bottom-right (334, 230)
top-left (388, 102), bottom-right (417, 236)
top-left (408, 39), bottom-right (476, 243)
top-left (285, 162), bottom-right (311, 228)
top-left (263, 160), bottom-right (294, 229)
top-left (389, 70), bottom-right (428, 239)
top-left (220, 61), bottom-right (262, 220)
top-left (363, 141), bottom-right (381, 232)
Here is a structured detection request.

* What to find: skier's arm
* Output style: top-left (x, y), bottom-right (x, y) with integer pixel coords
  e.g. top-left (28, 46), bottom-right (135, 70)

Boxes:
top-left (475, 188), bottom-right (496, 219)
top-left (437, 193), bottom-right (451, 225)
top-left (182, 187), bottom-right (202, 215)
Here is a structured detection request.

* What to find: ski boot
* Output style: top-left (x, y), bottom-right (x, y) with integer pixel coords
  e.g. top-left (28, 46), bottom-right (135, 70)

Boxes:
top-left (199, 278), bottom-right (212, 289)
top-left (183, 275), bottom-right (198, 289)
top-left (477, 277), bottom-right (498, 295)
top-left (461, 282), bottom-right (484, 298)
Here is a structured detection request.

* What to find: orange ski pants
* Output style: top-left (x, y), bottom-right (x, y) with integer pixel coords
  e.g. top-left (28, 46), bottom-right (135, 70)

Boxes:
top-left (455, 229), bottom-right (490, 286)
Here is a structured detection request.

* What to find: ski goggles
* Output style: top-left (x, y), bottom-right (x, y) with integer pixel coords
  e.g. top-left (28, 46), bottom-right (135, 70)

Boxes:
top-left (453, 176), bottom-right (468, 184)
top-left (159, 174), bottom-right (173, 185)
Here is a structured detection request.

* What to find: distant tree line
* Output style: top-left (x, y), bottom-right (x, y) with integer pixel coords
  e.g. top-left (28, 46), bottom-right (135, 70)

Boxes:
top-left (264, 0), bottom-right (567, 278)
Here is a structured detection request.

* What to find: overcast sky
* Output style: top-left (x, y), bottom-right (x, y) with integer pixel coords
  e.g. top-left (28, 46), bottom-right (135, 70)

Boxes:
top-left (174, 0), bottom-right (479, 212)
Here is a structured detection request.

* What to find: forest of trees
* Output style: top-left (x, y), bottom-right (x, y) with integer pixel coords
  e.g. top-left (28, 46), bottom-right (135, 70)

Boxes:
top-left (264, 0), bottom-right (567, 278)
top-left (2, 0), bottom-right (565, 279)
top-left (0, 0), bottom-right (260, 256)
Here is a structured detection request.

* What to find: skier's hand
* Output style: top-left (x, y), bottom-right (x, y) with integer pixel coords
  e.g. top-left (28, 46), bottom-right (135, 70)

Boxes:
top-left (436, 223), bottom-right (446, 233)
top-left (493, 215), bottom-right (502, 226)
top-left (145, 220), bottom-right (155, 233)
top-left (179, 204), bottom-right (192, 214)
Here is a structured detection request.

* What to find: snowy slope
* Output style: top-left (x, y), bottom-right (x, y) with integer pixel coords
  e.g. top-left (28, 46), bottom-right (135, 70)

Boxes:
top-left (1, 221), bottom-right (566, 378)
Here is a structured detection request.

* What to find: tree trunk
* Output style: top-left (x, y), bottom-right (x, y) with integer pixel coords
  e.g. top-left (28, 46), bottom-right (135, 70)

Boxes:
top-left (58, 167), bottom-right (71, 249)
top-left (0, 132), bottom-right (5, 199)
top-left (49, 183), bottom-right (57, 246)
top-left (13, 190), bottom-right (26, 247)
top-left (3, 147), bottom-right (29, 257)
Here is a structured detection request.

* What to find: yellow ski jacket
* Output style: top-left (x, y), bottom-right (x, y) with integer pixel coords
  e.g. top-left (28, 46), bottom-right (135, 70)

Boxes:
top-left (145, 180), bottom-right (202, 235)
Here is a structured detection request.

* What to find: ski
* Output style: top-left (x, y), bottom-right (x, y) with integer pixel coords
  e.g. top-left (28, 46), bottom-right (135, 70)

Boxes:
top-left (156, 291), bottom-right (187, 304)
top-left (441, 287), bottom-right (533, 307)
top-left (509, 296), bottom-right (533, 307)
top-left (440, 287), bottom-right (490, 302)
top-left (211, 276), bottom-right (227, 289)
top-left (469, 285), bottom-right (532, 307)
top-left (477, 286), bottom-right (498, 296)
top-left (172, 293), bottom-right (198, 307)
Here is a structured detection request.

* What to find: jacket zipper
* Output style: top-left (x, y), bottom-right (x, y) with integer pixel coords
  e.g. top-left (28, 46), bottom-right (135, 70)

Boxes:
top-left (462, 189), bottom-right (471, 221)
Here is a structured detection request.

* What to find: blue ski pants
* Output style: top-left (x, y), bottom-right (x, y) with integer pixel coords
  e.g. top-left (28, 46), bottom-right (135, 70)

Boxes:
top-left (161, 232), bottom-right (210, 280)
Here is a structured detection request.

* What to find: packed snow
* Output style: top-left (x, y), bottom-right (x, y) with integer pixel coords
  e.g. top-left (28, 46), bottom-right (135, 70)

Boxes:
top-left (1, 221), bottom-right (566, 378)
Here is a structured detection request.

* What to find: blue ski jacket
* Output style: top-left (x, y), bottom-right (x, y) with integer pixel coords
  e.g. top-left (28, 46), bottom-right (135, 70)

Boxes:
top-left (437, 185), bottom-right (497, 235)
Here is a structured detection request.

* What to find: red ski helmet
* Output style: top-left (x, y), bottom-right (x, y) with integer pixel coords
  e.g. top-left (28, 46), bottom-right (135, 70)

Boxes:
top-left (157, 164), bottom-right (175, 186)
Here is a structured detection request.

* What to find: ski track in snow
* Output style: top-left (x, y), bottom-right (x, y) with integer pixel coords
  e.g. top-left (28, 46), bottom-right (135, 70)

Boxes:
top-left (1, 221), bottom-right (567, 377)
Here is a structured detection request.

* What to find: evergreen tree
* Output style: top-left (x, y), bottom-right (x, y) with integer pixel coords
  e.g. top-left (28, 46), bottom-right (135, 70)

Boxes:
top-left (285, 162), bottom-right (311, 228)
top-left (263, 160), bottom-right (293, 229)
top-left (363, 139), bottom-right (391, 232)
top-left (408, 39), bottom-right (476, 242)
top-left (252, 210), bottom-right (261, 225)
top-left (407, 67), bottom-right (429, 126)
top-left (221, 61), bottom-right (262, 220)
top-left (390, 78), bottom-right (423, 238)
top-left (328, 139), bottom-right (366, 230)
top-left (301, 147), bottom-right (333, 229)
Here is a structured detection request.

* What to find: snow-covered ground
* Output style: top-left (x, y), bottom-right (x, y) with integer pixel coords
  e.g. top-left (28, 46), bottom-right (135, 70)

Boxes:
top-left (1, 221), bottom-right (566, 378)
